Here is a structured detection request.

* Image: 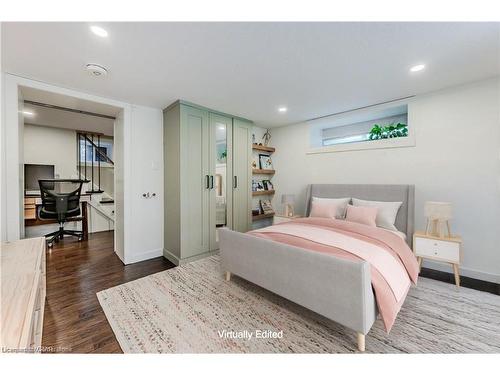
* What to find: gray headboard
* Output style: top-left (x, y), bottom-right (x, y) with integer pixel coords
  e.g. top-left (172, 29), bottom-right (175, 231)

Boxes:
top-left (305, 184), bottom-right (415, 245)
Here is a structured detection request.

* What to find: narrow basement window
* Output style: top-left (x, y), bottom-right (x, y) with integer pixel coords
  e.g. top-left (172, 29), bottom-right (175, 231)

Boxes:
top-left (309, 103), bottom-right (412, 153)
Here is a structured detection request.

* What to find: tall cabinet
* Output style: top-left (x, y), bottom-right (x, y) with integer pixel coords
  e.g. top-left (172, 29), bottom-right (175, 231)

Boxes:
top-left (163, 101), bottom-right (252, 265)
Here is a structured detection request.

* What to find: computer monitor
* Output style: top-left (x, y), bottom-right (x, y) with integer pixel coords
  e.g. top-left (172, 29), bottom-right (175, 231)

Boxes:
top-left (24, 164), bottom-right (55, 193)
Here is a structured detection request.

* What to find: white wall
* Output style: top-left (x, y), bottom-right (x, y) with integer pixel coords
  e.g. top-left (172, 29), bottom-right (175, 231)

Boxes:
top-left (270, 78), bottom-right (500, 283)
top-left (24, 124), bottom-right (77, 179)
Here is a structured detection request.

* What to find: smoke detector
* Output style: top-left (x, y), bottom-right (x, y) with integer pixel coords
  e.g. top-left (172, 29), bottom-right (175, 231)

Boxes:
top-left (86, 63), bottom-right (108, 77)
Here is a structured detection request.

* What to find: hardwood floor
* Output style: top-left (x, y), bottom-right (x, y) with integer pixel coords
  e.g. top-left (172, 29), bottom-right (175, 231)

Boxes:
top-left (41, 231), bottom-right (175, 353)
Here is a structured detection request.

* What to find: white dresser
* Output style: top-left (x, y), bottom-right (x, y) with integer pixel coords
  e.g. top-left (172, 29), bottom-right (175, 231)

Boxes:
top-left (1, 237), bottom-right (46, 352)
top-left (413, 231), bottom-right (462, 286)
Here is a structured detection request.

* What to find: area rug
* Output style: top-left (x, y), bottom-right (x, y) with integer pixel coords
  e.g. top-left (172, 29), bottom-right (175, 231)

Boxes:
top-left (97, 256), bottom-right (500, 353)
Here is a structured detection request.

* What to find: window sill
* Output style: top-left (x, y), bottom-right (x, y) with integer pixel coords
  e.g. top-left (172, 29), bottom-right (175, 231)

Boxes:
top-left (307, 136), bottom-right (415, 154)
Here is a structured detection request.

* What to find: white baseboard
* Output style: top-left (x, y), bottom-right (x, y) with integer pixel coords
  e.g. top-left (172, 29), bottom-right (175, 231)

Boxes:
top-left (125, 248), bottom-right (163, 265)
top-left (423, 259), bottom-right (500, 284)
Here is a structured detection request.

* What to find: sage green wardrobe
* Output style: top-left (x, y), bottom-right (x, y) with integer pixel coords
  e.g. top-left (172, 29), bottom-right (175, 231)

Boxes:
top-left (163, 101), bottom-right (252, 265)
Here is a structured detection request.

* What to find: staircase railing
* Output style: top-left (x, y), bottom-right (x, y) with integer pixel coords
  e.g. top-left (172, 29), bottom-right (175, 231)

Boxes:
top-left (77, 132), bottom-right (114, 194)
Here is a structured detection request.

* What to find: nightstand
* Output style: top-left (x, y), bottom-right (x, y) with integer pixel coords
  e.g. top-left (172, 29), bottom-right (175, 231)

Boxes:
top-left (273, 214), bottom-right (302, 225)
top-left (413, 230), bottom-right (462, 287)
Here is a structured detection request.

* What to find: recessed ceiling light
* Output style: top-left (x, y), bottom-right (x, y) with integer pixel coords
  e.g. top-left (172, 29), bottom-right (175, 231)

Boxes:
top-left (22, 110), bottom-right (34, 116)
top-left (410, 64), bottom-right (425, 73)
top-left (90, 25), bottom-right (108, 38)
top-left (278, 106), bottom-right (288, 113)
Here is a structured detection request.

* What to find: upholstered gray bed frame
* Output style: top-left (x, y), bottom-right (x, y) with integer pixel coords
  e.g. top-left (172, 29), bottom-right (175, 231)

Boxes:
top-left (305, 184), bottom-right (415, 245)
top-left (219, 184), bottom-right (415, 352)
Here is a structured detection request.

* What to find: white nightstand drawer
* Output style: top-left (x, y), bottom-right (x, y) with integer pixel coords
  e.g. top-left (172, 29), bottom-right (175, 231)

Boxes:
top-left (414, 237), bottom-right (460, 263)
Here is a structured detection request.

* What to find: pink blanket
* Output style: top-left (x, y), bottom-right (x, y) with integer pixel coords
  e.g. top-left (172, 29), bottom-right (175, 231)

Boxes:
top-left (249, 218), bottom-right (419, 332)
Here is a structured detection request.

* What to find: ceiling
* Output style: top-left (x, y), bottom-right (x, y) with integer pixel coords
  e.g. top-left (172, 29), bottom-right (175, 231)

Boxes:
top-left (21, 86), bottom-right (117, 136)
top-left (3, 22), bottom-right (499, 127)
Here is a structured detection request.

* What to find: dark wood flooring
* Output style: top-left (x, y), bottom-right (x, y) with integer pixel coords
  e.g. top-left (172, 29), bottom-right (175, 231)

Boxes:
top-left (421, 267), bottom-right (499, 295)
top-left (41, 231), bottom-right (175, 353)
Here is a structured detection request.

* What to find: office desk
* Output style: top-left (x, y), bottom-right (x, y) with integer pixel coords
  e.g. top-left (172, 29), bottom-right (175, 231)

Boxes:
top-left (24, 194), bottom-right (91, 240)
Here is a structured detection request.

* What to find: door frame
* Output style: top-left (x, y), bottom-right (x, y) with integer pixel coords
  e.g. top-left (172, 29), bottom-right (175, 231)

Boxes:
top-left (1, 73), bottom-right (130, 263)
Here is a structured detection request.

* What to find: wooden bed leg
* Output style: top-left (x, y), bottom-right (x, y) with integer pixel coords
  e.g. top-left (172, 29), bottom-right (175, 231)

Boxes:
top-left (357, 332), bottom-right (366, 352)
top-left (225, 271), bottom-right (231, 281)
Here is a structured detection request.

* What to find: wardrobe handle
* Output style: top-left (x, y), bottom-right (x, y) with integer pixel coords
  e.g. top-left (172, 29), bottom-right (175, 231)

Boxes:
top-left (210, 175), bottom-right (214, 189)
top-left (205, 175), bottom-right (210, 189)
top-left (233, 176), bottom-right (238, 189)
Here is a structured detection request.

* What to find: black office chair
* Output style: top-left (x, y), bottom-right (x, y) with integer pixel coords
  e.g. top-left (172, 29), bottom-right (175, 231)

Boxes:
top-left (38, 179), bottom-right (84, 247)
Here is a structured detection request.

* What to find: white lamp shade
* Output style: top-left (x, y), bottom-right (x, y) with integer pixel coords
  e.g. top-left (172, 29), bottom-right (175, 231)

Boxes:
top-left (281, 194), bottom-right (295, 204)
top-left (424, 201), bottom-right (453, 220)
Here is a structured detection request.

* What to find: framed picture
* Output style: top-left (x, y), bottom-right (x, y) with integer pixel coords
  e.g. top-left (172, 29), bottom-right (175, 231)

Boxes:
top-left (260, 199), bottom-right (274, 214)
top-left (262, 180), bottom-right (274, 191)
top-left (256, 181), bottom-right (265, 191)
top-left (259, 154), bottom-right (273, 170)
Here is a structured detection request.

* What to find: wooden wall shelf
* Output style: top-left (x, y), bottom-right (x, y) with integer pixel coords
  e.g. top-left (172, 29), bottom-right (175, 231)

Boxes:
top-left (252, 190), bottom-right (275, 196)
top-left (252, 169), bottom-right (275, 175)
top-left (252, 144), bottom-right (275, 153)
top-left (252, 213), bottom-right (275, 221)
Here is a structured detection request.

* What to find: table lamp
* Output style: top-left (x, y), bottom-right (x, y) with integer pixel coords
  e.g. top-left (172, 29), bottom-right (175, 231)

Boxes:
top-left (424, 201), bottom-right (453, 238)
top-left (281, 194), bottom-right (295, 217)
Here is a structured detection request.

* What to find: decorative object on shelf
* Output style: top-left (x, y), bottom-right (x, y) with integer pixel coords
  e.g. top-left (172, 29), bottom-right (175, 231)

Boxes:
top-left (424, 201), bottom-right (453, 238)
top-left (251, 160), bottom-right (257, 169)
top-left (281, 194), bottom-right (295, 217)
top-left (262, 179), bottom-right (274, 191)
top-left (252, 180), bottom-right (258, 192)
top-left (252, 134), bottom-right (256, 144)
top-left (256, 181), bottom-right (265, 191)
top-left (260, 199), bottom-right (274, 214)
top-left (259, 154), bottom-right (273, 170)
top-left (261, 129), bottom-right (271, 146)
top-left (252, 209), bottom-right (260, 216)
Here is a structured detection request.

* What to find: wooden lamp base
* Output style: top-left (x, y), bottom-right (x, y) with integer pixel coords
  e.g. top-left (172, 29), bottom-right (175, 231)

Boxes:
top-left (425, 218), bottom-right (451, 238)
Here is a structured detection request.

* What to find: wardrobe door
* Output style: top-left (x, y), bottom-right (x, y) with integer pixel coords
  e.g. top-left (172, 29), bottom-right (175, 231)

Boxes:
top-left (180, 104), bottom-right (210, 257)
top-left (209, 113), bottom-right (233, 250)
top-left (232, 118), bottom-right (252, 232)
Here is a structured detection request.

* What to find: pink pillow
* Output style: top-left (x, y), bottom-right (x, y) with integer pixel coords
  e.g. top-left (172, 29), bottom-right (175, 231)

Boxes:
top-left (345, 205), bottom-right (378, 227)
top-left (309, 200), bottom-right (338, 219)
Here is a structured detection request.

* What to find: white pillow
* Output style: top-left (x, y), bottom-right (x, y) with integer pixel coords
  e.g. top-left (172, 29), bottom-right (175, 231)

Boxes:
top-left (312, 197), bottom-right (350, 219)
top-left (351, 198), bottom-right (402, 231)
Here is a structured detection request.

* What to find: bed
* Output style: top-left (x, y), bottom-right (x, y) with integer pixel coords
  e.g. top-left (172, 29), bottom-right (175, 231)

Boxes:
top-left (219, 184), bottom-right (417, 352)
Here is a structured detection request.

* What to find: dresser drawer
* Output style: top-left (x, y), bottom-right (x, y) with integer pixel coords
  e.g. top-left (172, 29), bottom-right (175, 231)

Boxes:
top-left (414, 237), bottom-right (460, 263)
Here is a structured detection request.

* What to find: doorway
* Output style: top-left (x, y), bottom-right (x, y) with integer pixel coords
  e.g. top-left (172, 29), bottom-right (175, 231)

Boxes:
top-left (3, 75), bottom-right (127, 263)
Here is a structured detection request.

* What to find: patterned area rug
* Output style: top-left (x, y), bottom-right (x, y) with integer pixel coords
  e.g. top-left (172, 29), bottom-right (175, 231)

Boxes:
top-left (97, 256), bottom-right (500, 353)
